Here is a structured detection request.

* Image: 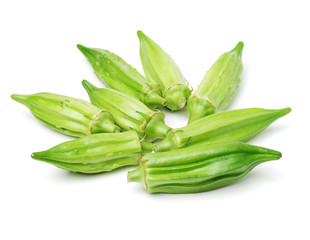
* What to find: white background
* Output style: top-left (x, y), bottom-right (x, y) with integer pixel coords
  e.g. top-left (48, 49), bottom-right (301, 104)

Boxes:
top-left (1, 1), bottom-right (309, 239)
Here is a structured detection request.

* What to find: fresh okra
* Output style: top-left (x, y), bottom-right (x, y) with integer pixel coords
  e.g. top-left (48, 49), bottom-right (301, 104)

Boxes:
top-left (82, 80), bottom-right (171, 142)
top-left (32, 131), bottom-right (153, 174)
top-left (77, 45), bottom-right (166, 108)
top-left (186, 42), bottom-right (244, 123)
top-left (155, 107), bottom-right (291, 152)
top-left (11, 93), bottom-right (120, 137)
top-left (138, 30), bottom-right (192, 111)
top-left (128, 141), bottom-right (281, 193)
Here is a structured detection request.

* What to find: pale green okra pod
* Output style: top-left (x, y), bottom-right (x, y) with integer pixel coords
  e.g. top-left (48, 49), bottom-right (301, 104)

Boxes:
top-left (82, 80), bottom-right (171, 142)
top-left (138, 30), bottom-right (192, 111)
top-left (186, 41), bottom-right (244, 123)
top-left (77, 44), bottom-right (166, 108)
top-left (11, 92), bottom-right (120, 137)
top-left (155, 107), bottom-right (291, 152)
top-left (128, 141), bottom-right (282, 194)
top-left (32, 131), bottom-right (153, 174)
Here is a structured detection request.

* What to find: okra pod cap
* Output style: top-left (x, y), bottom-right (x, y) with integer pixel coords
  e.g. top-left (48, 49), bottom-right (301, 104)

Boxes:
top-left (77, 44), bottom-right (166, 108)
top-left (155, 107), bottom-right (291, 152)
top-left (32, 131), bottom-right (152, 174)
top-left (128, 141), bottom-right (282, 194)
top-left (11, 93), bottom-right (120, 137)
top-left (138, 30), bottom-right (192, 111)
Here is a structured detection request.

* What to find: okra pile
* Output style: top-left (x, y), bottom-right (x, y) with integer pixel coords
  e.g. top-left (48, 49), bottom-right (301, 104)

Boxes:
top-left (12, 31), bottom-right (290, 194)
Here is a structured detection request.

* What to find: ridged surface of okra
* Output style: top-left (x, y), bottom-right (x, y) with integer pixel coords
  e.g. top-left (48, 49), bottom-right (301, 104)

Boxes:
top-left (77, 45), bottom-right (166, 108)
top-left (82, 80), bottom-right (171, 142)
top-left (11, 92), bottom-right (120, 137)
top-left (128, 142), bottom-right (282, 193)
top-left (138, 30), bottom-right (192, 111)
top-left (155, 107), bottom-right (291, 152)
top-left (32, 131), bottom-right (153, 174)
top-left (186, 42), bottom-right (244, 123)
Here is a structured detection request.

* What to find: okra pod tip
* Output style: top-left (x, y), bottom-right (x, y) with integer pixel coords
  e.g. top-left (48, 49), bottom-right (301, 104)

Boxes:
top-left (11, 94), bottom-right (27, 104)
top-left (82, 79), bottom-right (97, 94)
top-left (77, 44), bottom-right (93, 59)
top-left (137, 30), bottom-right (144, 39)
top-left (31, 152), bottom-right (43, 160)
top-left (232, 41), bottom-right (244, 56)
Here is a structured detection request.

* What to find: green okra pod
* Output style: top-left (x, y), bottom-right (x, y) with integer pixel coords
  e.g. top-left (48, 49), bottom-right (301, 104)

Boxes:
top-left (186, 42), bottom-right (244, 123)
top-left (77, 44), bottom-right (166, 108)
top-left (11, 92), bottom-right (120, 137)
top-left (155, 107), bottom-right (291, 152)
top-left (138, 30), bottom-right (192, 111)
top-left (32, 131), bottom-right (153, 174)
top-left (82, 80), bottom-right (171, 142)
top-left (128, 141), bottom-right (282, 194)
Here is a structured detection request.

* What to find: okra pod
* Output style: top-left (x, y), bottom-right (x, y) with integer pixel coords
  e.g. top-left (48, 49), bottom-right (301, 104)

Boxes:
top-left (128, 141), bottom-right (282, 194)
top-left (77, 45), bottom-right (166, 108)
top-left (11, 92), bottom-right (120, 137)
top-left (138, 30), bottom-right (192, 111)
top-left (82, 80), bottom-right (171, 141)
top-left (187, 42), bottom-right (244, 123)
top-left (32, 131), bottom-right (153, 174)
top-left (155, 107), bottom-right (291, 152)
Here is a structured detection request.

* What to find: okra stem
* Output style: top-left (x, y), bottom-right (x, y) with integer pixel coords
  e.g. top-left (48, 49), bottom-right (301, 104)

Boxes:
top-left (140, 141), bottom-right (153, 153)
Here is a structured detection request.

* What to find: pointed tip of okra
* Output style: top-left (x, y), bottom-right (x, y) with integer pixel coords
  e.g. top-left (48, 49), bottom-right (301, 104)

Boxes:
top-left (31, 151), bottom-right (48, 160)
top-left (277, 107), bottom-right (291, 117)
top-left (264, 149), bottom-right (282, 162)
top-left (273, 150), bottom-right (282, 159)
top-left (77, 44), bottom-right (90, 54)
top-left (82, 80), bottom-right (98, 93)
top-left (76, 44), bottom-right (85, 50)
top-left (77, 44), bottom-right (97, 60)
top-left (231, 41), bottom-right (244, 56)
top-left (11, 94), bottom-right (27, 104)
top-left (137, 30), bottom-right (151, 43)
top-left (250, 143), bottom-right (282, 159)
top-left (137, 30), bottom-right (145, 38)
